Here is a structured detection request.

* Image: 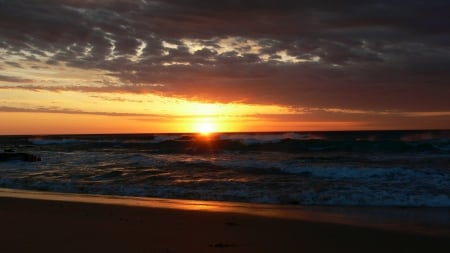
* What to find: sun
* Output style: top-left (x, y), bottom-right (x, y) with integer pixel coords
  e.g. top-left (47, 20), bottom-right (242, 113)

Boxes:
top-left (195, 120), bottom-right (217, 135)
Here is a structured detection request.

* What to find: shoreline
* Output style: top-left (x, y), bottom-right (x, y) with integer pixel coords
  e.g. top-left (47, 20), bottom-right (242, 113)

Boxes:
top-left (1, 188), bottom-right (449, 252)
top-left (1, 188), bottom-right (449, 237)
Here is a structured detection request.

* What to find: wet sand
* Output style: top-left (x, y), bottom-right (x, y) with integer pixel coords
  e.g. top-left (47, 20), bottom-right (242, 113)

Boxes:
top-left (0, 189), bottom-right (449, 253)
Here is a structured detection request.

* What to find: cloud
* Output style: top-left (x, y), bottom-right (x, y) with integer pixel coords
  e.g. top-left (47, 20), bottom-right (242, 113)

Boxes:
top-left (0, 105), bottom-right (165, 118)
top-left (1, 0), bottom-right (449, 112)
top-left (0, 74), bottom-right (34, 83)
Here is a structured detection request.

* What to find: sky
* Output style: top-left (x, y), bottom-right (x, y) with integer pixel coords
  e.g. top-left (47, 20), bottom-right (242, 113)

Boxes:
top-left (0, 0), bottom-right (449, 134)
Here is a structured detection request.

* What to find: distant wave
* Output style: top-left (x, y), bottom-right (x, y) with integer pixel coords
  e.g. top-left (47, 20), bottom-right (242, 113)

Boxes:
top-left (26, 131), bottom-right (450, 154)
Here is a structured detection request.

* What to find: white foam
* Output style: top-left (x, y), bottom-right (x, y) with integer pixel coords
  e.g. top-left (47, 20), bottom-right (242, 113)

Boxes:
top-left (2, 146), bottom-right (449, 207)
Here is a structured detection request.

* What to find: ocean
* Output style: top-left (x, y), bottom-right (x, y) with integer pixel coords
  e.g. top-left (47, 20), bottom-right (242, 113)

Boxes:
top-left (0, 130), bottom-right (449, 207)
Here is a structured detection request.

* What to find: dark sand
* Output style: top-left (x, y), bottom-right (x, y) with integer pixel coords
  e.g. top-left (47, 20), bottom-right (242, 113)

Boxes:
top-left (0, 189), bottom-right (449, 253)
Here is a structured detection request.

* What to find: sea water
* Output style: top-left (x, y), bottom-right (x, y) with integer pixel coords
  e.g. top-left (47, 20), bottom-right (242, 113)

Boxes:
top-left (0, 130), bottom-right (449, 207)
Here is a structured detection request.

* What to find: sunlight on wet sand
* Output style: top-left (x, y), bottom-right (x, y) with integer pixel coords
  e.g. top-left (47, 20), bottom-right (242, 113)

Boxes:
top-left (0, 188), bottom-right (448, 237)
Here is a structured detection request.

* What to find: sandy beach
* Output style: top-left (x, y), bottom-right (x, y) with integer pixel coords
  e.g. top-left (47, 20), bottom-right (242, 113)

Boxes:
top-left (0, 189), bottom-right (449, 253)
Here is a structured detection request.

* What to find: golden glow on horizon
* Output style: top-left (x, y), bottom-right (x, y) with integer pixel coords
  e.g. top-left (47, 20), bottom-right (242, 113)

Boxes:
top-left (0, 57), bottom-right (376, 134)
top-left (195, 119), bottom-right (217, 135)
top-left (0, 89), bottom-right (292, 116)
top-left (0, 84), bottom-right (300, 134)
top-left (3, 58), bottom-right (447, 134)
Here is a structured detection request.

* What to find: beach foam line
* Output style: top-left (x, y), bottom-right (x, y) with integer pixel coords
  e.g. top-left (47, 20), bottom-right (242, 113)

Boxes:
top-left (0, 187), bottom-right (448, 237)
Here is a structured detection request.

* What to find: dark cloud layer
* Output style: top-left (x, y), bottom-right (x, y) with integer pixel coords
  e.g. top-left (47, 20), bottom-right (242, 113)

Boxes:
top-left (1, 0), bottom-right (449, 112)
top-left (0, 74), bottom-right (33, 83)
top-left (0, 105), bottom-right (164, 118)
